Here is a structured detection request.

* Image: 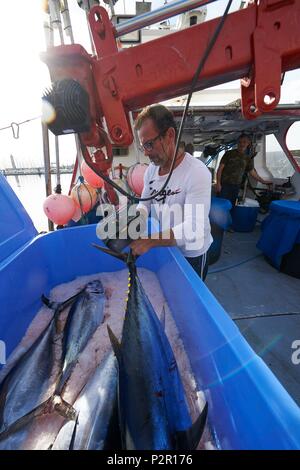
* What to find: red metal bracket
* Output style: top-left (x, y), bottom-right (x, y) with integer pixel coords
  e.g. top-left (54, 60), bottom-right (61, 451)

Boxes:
top-left (88, 6), bottom-right (133, 146)
top-left (241, 0), bottom-right (294, 119)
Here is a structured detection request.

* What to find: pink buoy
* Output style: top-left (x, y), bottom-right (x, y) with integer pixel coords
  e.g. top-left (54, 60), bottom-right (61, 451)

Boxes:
top-left (71, 179), bottom-right (98, 214)
top-left (81, 161), bottom-right (104, 189)
top-left (43, 194), bottom-right (76, 225)
top-left (126, 163), bottom-right (148, 197)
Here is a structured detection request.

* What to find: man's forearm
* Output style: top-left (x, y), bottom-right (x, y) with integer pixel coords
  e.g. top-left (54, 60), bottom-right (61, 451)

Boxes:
top-left (250, 169), bottom-right (271, 185)
top-left (216, 164), bottom-right (224, 189)
top-left (150, 229), bottom-right (177, 247)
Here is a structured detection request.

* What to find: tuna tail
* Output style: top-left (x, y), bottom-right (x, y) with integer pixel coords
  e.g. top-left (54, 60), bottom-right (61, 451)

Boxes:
top-left (41, 289), bottom-right (85, 316)
top-left (106, 325), bottom-right (126, 450)
top-left (175, 402), bottom-right (208, 450)
top-left (0, 394), bottom-right (77, 444)
top-left (41, 289), bottom-right (87, 336)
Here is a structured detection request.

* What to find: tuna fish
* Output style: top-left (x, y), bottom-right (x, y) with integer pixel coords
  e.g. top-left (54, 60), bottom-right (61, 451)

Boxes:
top-left (55, 279), bottom-right (106, 394)
top-left (0, 291), bottom-right (81, 449)
top-left (52, 352), bottom-right (120, 450)
top-left (107, 257), bottom-right (208, 450)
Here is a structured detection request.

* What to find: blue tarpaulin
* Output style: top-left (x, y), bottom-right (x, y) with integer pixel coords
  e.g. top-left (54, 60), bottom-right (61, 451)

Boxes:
top-left (257, 200), bottom-right (300, 269)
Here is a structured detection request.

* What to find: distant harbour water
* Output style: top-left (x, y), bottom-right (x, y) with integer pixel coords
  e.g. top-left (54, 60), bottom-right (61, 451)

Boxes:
top-left (6, 173), bottom-right (73, 232)
top-left (4, 150), bottom-right (295, 233)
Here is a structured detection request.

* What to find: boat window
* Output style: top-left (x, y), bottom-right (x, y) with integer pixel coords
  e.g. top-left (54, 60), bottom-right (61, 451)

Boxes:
top-left (265, 134), bottom-right (294, 178)
top-left (112, 147), bottom-right (129, 157)
top-left (286, 122), bottom-right (300, 169)
top-left (190, 16), bottom-right (198, 26)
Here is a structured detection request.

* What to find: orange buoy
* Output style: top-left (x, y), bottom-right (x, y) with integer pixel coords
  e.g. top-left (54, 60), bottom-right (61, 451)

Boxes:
top-left (43, 194), bottom-right (76, 225)
top-left (126, 163), bottom-right (148, 197)
top-left (71, 205), bottom-right (83, 222)
top-left (71, 178), bottom-right (98, 214)
top-left (81, 161), bottom-right (104, 189)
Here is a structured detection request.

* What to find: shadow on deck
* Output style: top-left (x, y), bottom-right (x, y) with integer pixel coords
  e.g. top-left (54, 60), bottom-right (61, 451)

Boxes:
top-left (206, 224), bottom-right (300, 407)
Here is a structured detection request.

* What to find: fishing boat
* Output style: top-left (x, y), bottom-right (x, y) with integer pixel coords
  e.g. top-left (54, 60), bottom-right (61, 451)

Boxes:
top-left (1, 0), bottom-right (300, 450)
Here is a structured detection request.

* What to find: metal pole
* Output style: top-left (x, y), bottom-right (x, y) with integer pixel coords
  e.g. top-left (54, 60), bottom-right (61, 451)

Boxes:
top-left (164, 104), bottom-right (300, 115)
top-left (111, 163), bottom-right (116, 179)
top-left (108, 0), bottom-right (116, 17)
top-left (42, 5), bottom-right (54, 231)
top-left (115, 0), bottom-right (214, 37)
top-left (75, 135), bottom-right (83, 175)
top-left (49, 0), bottom-right (65, 44)
top-left (61, 0), bottom-right (75, 43)
top-left (86, 11), bottom-right (97, 55)
top-left (10, 155), bottom-right (20, 187)
top-left (43, 19), bottom-right (54, 48)
top-left (42, 122), bottom-right (54, 231)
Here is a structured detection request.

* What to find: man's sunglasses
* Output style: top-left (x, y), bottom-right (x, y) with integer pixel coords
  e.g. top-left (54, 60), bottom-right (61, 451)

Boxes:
top-left (139, 131), bottom-right (165, 152)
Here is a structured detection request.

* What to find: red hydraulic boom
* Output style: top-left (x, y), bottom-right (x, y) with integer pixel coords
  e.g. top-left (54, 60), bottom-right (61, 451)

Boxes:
top-left (42, 0), bottom-right (300, 182)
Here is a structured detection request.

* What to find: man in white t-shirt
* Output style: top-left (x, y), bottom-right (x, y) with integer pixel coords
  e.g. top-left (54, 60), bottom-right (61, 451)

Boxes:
top-left (130, 104), bottom-right (212, 281)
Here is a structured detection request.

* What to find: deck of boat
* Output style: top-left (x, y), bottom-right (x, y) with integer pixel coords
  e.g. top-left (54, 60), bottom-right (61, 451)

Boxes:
top-left (206, 223), bottom-right (300, 407)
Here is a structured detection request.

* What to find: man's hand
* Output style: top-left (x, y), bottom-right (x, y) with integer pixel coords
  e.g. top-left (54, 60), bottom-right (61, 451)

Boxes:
top-left (216, 182), bottom-right (222, 193)
top-left (257, 179), bottom-right (273, 187)
top-left (249, 169), bottom-right (273, 187)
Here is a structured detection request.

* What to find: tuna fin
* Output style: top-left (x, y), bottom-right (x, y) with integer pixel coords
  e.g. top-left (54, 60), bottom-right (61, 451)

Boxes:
top-left (92, 243), bottom-right (127, 261)
top-left (92, 244), bottom-right (139, 265)
top-left (107, 325), bottom-right (122, 363)
top-left (175, 402), bottom-right (208, 450)
top-left (41, 294), bottom-right (54, 309)
top-left (69, 413), bottom-right (79, 450)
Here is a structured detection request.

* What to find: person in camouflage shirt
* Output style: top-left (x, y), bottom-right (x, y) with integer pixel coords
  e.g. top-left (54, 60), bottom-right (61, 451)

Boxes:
top-left (216, 134), bottom-right (272, 207)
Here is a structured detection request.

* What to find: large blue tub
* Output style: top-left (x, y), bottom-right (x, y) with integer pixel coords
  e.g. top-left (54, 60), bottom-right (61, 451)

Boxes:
top-left (1, 174), bottom-right (300, 450)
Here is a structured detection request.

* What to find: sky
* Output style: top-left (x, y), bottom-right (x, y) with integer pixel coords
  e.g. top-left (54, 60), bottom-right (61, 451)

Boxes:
top-left (0, 0), bottom-right (299, 169)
